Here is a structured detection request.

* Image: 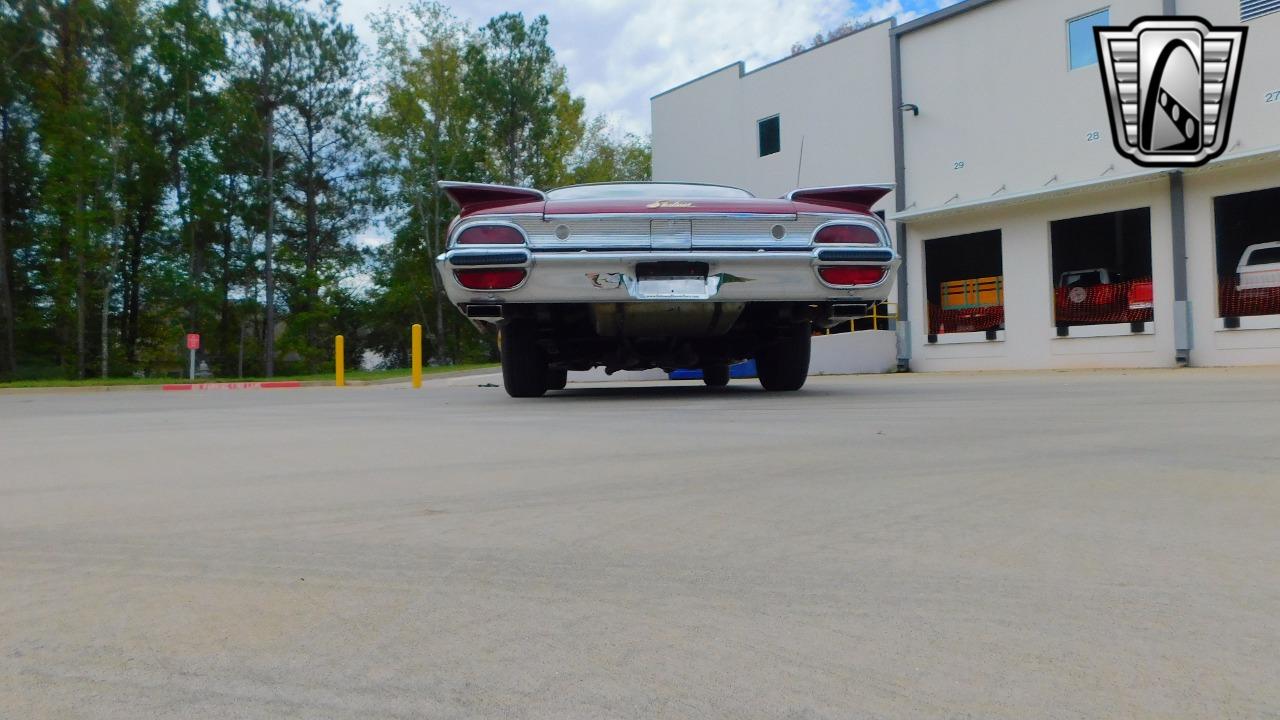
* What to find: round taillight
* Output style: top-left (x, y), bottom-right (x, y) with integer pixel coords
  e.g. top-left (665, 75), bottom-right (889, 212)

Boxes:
top-left (813, 224), bottom-right (879, 244)
top-left (457, 225), bottom-right (525, 245)
top-left (819, 267), bottom-right (886, 286)
top-left (454, 268), bottom-right (527, 290)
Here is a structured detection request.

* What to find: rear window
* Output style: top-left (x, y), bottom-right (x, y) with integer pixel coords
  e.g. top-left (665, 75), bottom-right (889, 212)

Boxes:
top-left (1244, 247), bottom-right (1280, 266)
top-left (1061, 271), bottom-right (1105, 288)
top-left (546, 183), bottom-right (754, 201)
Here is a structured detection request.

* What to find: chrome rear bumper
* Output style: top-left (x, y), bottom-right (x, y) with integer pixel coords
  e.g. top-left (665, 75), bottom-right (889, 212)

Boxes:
top-left (436, 247), bottom-right (899, 315)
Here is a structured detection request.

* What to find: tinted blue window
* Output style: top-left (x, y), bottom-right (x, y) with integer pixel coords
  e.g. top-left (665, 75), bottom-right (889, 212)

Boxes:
top-left (758, 116), bottom-right (780, 157)
top-left (1068, 9), bottom-right (1109, 69)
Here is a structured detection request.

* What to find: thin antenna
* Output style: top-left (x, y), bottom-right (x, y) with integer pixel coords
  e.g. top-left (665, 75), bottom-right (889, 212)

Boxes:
top-left (795, 135), bottom-right (806, 187)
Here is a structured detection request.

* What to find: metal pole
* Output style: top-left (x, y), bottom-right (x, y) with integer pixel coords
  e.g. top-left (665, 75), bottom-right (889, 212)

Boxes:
top-left (189, 347), bottom-right (195, 380)
top-left (411, 323), bottom-right (423, 389)
top-left (890, 28), bottom-right (912, 371)
top-left (335, 335), bottom-right (345, 387)
top-left (1169, 171), bottom-right (1191, 364)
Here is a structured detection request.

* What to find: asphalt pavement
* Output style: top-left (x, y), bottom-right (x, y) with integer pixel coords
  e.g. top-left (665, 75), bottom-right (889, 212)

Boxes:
top-left (2, 368), bottom-right (1278, 718)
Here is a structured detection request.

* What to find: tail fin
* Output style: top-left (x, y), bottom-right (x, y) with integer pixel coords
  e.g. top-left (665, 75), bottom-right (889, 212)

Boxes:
top-left (439, 181), bottom-right (546, 214)
top-left (785, 184), bottom-right (894, 211)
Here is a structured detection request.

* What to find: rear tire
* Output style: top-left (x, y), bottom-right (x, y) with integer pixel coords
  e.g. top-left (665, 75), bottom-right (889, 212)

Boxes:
top-left (500, 322), bottom-right (548, 398)
top-left (756, 323), bottom-right (811, 392)
top-left (546, 368), bottom-right (568, 391)
top-left (702, 364), bottom-right (730, 387)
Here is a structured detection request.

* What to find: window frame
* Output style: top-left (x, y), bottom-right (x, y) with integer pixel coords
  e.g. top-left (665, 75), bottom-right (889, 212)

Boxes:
top-left (757, 114), bottom-right (781, 157)
top-left (1066, 7), bottom-right (1110, 71)
top-left (1212, 186), bottom-right (1280, 322)
top-left (922, 229), bottom-right (1006, 344)
top-left (1046, 206), bottom-right (1154, 331)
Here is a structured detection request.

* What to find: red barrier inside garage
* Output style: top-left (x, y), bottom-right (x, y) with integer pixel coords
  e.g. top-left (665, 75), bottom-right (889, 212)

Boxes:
top-left (1219, 283), bottom-right (1280, 318)
top-left (924, 229), bottom-right (1004, 336)
top-left (1050, 208), bottom-right (1153, 329)
top-left (1053, 277), bottom-right (1154, 325)
top-left (1215, 186), bottom-right (1280, 320)
top-left (928, 303), bottom-right (1004, 334)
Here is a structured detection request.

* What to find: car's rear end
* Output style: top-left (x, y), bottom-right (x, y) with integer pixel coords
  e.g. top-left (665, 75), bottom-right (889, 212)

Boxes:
top-left (435, 182), bottom-right (898, 396)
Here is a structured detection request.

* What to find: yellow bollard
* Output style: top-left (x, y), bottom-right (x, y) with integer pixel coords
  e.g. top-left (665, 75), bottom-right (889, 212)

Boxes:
top-left (411, 323), bottom-right (423, 388)
top-left (335, 335), bottom-right (345, 387)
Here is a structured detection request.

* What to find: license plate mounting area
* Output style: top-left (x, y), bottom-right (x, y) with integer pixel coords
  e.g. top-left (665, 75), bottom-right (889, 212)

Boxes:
top-left (633, 261), bottom-right (710, 299)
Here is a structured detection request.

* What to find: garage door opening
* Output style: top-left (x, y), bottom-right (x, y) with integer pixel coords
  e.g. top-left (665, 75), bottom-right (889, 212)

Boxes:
top-left (1215, 186), bottom-right (1280, 322)
top-left (1049, 208), bottom-right (1153, 330)
top-left (924, 230), bottom-right (1004, 338)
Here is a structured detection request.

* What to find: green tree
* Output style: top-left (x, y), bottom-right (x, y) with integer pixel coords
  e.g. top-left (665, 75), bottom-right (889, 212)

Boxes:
top-left (94, 0), bottom-right (171, 377)
top-left (0, 0), bottom-right (45, 379)
top-left (225, 0), bottom-right (300, 376)
top-left (569, 115), bottom-right (651, 185)
top-left (34, 0), bottom-right (111, 378)
top-left (370, 0), bottom-right (477, 362)
top-left (150, 0), bottom-right (225, 369)
top-left (465, 12), bottom-right (584, 188)
top-left (277, 0), bottom-right (369, 369)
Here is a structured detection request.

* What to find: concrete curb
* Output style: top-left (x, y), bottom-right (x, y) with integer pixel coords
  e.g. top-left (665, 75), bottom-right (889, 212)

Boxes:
top-left (0, 367), bottom-right (499, 396)
top-left (347, 367), bottom-right (500, 386)
top-left (0, 380), bottom-right (331, 396)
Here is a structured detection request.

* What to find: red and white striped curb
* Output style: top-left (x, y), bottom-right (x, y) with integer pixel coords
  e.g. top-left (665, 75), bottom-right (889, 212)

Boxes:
top-left (162, 381), bottom-right (304, 391)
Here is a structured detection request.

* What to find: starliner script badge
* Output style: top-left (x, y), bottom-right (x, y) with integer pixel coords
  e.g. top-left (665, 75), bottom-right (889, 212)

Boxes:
top-left (645, 200), bottom-right (694, 209)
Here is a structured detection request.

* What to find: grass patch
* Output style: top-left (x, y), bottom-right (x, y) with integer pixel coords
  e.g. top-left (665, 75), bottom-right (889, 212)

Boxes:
top-left (0, 363), bottom-right (497, 389)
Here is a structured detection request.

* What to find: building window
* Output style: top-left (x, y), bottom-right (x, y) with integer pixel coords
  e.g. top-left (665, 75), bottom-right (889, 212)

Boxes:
top-left (1068, 8), bottom-right (1109, 69)
top-left (1049, 208), bottom-right (1153, 329)
top-left (1215, 186), bottom-right (1280, 320)
top-left (1242, 0), bottom-right (1280, 21)
top-left (758, 115), bottom-right (780, 157)
top-left (924, 230), bottom-right (1004, 337)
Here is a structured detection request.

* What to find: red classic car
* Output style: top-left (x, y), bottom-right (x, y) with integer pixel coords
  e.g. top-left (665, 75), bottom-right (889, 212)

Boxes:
top-left (436, 181), bottom-right (899, 397)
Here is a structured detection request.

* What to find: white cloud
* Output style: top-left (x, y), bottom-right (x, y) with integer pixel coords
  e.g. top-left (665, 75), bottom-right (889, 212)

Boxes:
top-left (340, 0), bottom-right (928, 135)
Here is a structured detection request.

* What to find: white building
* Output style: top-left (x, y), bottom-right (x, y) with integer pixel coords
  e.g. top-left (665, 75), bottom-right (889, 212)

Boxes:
top-left (652, 0), bottom-right (1280, 371)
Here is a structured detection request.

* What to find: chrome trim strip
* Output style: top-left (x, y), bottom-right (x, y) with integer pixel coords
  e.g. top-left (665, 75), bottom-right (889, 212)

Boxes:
top-left (436, 247), bottom-right (900, 309)
top-left (530, 246), bottom-right (652, 253)
top-left (543, 212), bottom-right (798, 221)
top-left (449, 250), bottom-right (532, 267)
top-left (816, 248), bottom-right (896, 263)
top-left (545, 180), bottom-right (755, 198)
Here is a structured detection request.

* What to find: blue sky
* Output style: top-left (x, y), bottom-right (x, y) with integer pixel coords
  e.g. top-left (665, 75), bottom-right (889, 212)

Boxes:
top-left (341, 0), bottom-right (959, 135)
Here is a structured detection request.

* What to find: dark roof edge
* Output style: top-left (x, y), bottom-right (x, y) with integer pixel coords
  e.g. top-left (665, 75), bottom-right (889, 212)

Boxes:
top-left (891, 0), bottom-right (1002, 36)
top-left (650, 62), bottom-right (744, 101)
top-left (743, 17), bottom-right (894, 79)
top-left (650, 16), bottom-right (895, 101)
